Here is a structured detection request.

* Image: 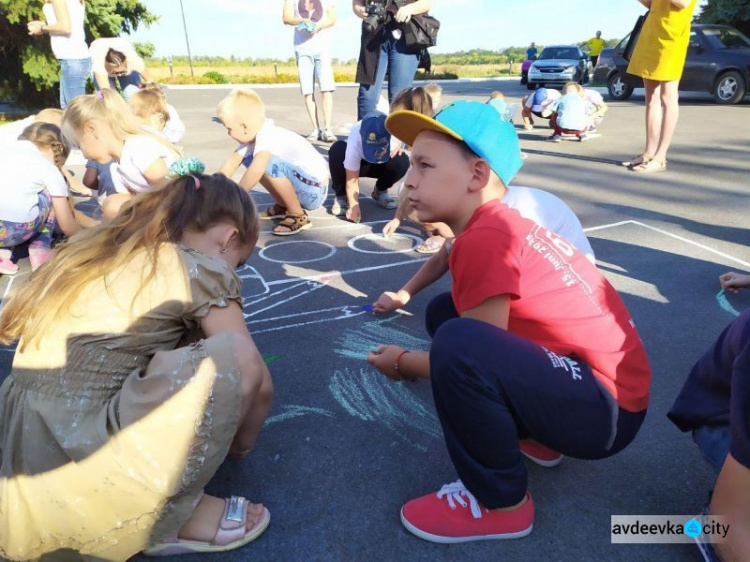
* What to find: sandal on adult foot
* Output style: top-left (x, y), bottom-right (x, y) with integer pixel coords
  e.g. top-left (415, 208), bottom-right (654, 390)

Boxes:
top-left (273, 212), bottom-right (312, 236)
top-left (631, 159), bottom-right (667, 173)
top-left (260, 204), bottom-right (287, 220)
top-left (415, 236), bottom-right (445, 254)
top-left (143, 496), bottom-right (270, 556)
top-left (620, 154), bottom-right (651, 168)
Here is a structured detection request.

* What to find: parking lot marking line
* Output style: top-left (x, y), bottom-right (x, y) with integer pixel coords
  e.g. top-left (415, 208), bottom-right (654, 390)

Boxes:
top-left (630, 221), bottom-right (750, 268)
top-left (583, 220), bottom-right (636, 233)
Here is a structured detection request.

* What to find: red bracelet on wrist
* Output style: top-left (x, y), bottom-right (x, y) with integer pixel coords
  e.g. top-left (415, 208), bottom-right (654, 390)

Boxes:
top-left (394, 350), bottom-right (410, 378)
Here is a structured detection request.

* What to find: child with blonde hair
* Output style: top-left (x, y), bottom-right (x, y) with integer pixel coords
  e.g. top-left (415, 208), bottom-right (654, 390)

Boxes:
top-left (63, 89), bottom-right (180, 218)
top-left (547, 82), bottom-right (590, 142)
top-left (0, 108), bottom-right (63, 145)
top-left (218, 88), bottom-right (330, 236)
top-left (0, 170), bottom-right (273, 559)
top-left (0, 123), bottom-right (86, 274)
top-left (129, 85), bottom-right (186, 144)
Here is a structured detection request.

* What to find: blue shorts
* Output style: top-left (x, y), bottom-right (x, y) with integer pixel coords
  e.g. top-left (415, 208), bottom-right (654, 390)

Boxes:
top-left (263, 156), bottom-right (328, 211)
top-left (296, 52), bottom-right (336, 96)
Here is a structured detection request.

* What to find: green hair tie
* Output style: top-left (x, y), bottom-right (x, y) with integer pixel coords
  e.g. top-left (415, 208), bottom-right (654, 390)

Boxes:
top-left (168, 157), bottom-right (206, 178)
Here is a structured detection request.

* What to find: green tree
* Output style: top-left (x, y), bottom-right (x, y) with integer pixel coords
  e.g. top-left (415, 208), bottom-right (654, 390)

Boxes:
top-left (697, 0), bottom-right (750, 35)
top-left (134, 41), bottom-right (155, 59)
top-left (0, 0), bottom-right (157, 107)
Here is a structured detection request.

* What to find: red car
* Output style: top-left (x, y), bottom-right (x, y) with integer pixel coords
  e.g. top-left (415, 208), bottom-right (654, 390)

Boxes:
top-left (520, 58), bottom-right (535, 85)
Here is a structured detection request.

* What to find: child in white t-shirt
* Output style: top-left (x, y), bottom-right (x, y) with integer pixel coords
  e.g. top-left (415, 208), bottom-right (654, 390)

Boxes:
top-left (63, 90), bottom-right (180, 218)
top-left (218, 88), bottom-right (329, 236)
top-left (0, 124), bottom-right (87, 274)
top-left (582, 88), bottom-right (608, 132)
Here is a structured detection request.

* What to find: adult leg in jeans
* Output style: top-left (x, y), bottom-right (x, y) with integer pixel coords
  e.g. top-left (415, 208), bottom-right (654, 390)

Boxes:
top-left (386, 36), bottom-right (420, 104)
top-left (357, 41), bottom-right (390, 120)
top-left (328, 141), bottom-right (348, 198)
top-left (60, 58), bottom-right (92, 109)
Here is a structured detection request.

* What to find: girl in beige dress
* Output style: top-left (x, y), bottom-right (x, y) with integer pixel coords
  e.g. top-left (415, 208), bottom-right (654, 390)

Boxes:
top-left (0, 169), bottom-right (273, 560)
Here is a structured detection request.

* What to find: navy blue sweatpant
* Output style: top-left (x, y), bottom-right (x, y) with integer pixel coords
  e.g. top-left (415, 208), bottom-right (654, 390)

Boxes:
top-left (427, 292), bottom-right (646, 509)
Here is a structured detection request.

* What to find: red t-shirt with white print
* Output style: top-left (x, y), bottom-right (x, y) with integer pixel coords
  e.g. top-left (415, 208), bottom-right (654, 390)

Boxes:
top-left (448, 200), bottom-right (650, 413)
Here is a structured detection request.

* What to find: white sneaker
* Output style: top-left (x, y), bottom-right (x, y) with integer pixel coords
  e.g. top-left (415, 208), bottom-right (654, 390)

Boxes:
top-left (331, 196), bottom-right (348, 216)
top-left (320, 129), bottom-right (337, 143)
top-left (372, 189), bottom-right (397, 210)
top-left (306, 129), bottom-right (321, 142)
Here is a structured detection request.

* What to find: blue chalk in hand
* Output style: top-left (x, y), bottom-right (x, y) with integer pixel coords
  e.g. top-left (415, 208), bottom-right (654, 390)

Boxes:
top-left (362, 305), bottom-right (374, 312)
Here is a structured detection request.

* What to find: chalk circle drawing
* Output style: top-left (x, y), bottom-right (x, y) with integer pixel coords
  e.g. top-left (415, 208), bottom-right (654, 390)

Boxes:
top-left (329, 367), bottom-right (441, 451)
top-left (259, 240), bottom-right (337, 265)
top-left (717, 289), bottom-right (741, 317)
top-left (347, 233), bottom-right (422, 255)
top-left (264, 404), bottom-right (335, 427)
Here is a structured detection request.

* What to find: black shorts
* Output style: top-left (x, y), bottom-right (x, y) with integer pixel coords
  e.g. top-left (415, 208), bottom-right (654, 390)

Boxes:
top-left (531, 109), bottom-right (551, 120)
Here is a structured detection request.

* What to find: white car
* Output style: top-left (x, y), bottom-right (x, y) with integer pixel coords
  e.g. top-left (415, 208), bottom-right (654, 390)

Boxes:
top-left (527, 45), bottom-right (590, 90)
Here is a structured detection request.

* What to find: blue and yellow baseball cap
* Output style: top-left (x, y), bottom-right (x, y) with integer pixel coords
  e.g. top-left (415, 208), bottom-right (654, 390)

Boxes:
top-left (385, 100), bottom-right (523, 185)
top-left (360, 111), bottom-right (391, 164)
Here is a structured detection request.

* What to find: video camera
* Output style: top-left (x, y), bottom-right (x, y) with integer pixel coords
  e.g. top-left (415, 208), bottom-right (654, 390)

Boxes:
top-left (363, 0), bottom-right (409, 34)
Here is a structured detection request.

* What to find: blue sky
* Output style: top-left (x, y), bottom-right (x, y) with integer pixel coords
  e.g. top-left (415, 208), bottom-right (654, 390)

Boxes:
top-left (127, 0), bottom-right (706, 60)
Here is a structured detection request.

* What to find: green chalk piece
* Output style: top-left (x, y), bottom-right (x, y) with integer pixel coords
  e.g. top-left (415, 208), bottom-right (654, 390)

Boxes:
top-left (263, 354), bottom-right (282, 365)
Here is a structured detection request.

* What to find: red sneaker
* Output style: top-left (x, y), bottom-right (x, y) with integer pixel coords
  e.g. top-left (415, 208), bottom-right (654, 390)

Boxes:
top-left (520, 440), bottom-right (563, 467)
top-left (400, 480), bottom-right (534, 544)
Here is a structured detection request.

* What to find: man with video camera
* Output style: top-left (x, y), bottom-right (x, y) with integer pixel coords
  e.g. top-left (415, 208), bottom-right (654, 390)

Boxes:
top-left (353, 0), bottom-right (434, 119)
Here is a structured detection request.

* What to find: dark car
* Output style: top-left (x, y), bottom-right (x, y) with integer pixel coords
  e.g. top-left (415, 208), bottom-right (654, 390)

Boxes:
top-left (593, 24), bottom-right (750, 104)
top-left (527, 45), bottom-right (589, 90)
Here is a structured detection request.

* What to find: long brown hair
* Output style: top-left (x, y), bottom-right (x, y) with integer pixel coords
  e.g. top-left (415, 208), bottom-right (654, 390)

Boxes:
top-left (18, 122), bottom-right (70, 168)
top-left (0, 173), bottom-right (259, 349)
top-left (390, 86), bottom-right (434, 117)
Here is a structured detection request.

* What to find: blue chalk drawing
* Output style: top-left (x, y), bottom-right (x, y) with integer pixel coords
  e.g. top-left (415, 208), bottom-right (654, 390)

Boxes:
top-left (329, 367), bottom-right (441, 451)
top-left (264, 405), bottom-right (335, 427)
top-left (333, 317), bottom-right (430, 360)
top-left (716, 289), bottom-right (740, 317)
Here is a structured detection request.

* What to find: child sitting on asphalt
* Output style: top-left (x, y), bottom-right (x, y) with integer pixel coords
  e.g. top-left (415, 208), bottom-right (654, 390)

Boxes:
top-left (367, 100), bottom-right (651, 544)
top-left (62, 90), bottom-right (180, 219)
top-left (328, 87), bottom-right (435, 224)
top-left (667, 271), bottom-right (750, 562)
top-left (375, 181), bottom-right (596, 307)
top-left (0, 123), bottom-right (87, 274)
top-left (218, 88), bottom-right (330, 236)
top-left (128, 86), bottom-right (186, 145)
top-left (520, 87), bottom-right (560, 130)
top-left (547, 82), bottom-right (590, 142)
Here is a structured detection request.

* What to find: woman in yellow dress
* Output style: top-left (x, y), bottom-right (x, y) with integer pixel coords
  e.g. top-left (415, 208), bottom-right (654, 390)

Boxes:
top-left (0, 160), bottom-right (274, 559)
top-left (624, 0), bottom-right (697, 173)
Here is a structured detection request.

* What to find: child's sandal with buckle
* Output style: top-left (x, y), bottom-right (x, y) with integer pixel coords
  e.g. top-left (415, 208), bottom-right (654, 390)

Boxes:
top-left (260, 204), bottom-right (287, 220)
top-left (272, 212), bottom-right (312, 236)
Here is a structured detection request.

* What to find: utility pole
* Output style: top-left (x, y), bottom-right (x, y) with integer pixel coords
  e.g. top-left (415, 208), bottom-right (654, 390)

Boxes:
top-left (178, 0), bottom-right (195, 77)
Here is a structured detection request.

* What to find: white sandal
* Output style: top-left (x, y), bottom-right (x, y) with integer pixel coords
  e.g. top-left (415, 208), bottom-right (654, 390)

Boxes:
top-left (143, 495), bottom-right (270, 556)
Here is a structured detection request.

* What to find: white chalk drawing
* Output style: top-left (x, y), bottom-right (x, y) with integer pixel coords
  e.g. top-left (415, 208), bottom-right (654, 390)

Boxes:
top-left (264, 405), bottom-right (335, 426)
top-left (247, 305), bottom-right (369, 334)
top-left (259, 240), bottom-right (337, 265)
top-left (334, 316), bottom-right (430, 360)
top-left (347, 233), bottom-right (422, 255)
top-left (329, 367), bottom-right (441, 451)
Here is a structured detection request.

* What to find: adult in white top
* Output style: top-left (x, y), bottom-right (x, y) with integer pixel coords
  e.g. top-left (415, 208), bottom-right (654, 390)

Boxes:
top-left (283, 0), bottom-right (338, 143)
top-left (27, 0), bottom-right (91, 109)
top-left (89, 37), bottom-right (152, 99)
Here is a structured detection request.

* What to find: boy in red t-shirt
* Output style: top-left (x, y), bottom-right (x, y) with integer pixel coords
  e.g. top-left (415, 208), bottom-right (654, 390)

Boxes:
top-left (367, 101), bottom-right (651, 544)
